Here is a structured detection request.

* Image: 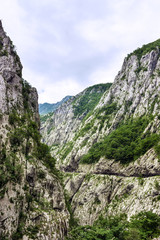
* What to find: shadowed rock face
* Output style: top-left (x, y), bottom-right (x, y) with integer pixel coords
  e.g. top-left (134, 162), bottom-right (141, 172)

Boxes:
top-left (0, 21), bottom-right (69, 239)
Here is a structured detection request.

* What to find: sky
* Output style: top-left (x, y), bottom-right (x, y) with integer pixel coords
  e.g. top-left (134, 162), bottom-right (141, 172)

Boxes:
top-left (0, 0), bottom-right (160, 103)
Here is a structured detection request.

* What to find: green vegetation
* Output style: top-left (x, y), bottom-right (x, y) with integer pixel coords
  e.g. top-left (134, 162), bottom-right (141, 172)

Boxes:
top-left (96, 102), bottom-right (117, 130)
top-left (61, 142), bottom-right (74, 160)
top-left (66, 211), bottom-right (160, 240)
top-left (0, 40), bottom-right (3, 50)
top-left (12, 211), bottom-right (26, 240)
top-left (64, 191), bottom-right (79, 228)
top-left (135, 66), bottom-right (148, 74)
top-left (26, 225), bottom-right (39, 239)
top-left (0, 40), bottom-right (8, 57)
top-left (155, 143), bottom-right (160, 160)
top-left (37, 169), bottom-right (46, 179)
top-left (12, 211), bottom-right (40, 240)
top-left (97, 102), bottom-right (117, 116)
top-left (0, 149), bottom-right (23, 188)
top-left (127, 38), bottom-right (160, 61)
top-left (22, 80), bottom-right (32, 110)
top-left (9, 110), bottom-right (20, 125)
top-left (73, 83), bottom-right (112, 117)
top-left (80, 116), bottom-right (160, 164)
top-left (76, 121), bottom-right (94, 139)
top-left (0, 49), bottom-right (8, 56)
top-left (150, 95), bottom-right (159, 113)
top-left (35, 142), bottom-right (56, 171)
top-left (80, 138), bottom-right (88, 148)
top-left (0, 82), bottom-right (59, 191)
top-left (40, 112), bottom-right (53, 124)
top-left (74, 102), bottom-right (117, 142)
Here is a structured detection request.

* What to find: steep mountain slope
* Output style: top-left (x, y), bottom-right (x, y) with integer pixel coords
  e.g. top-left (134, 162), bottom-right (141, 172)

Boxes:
top-left (41, 83), bottom-right (112, 166)
top-left (41, 39), bottom-right (160, 225)
top-left (0, 21), bottom-right (69, 239)
top-left (39, 95), bottom-right (72, 115)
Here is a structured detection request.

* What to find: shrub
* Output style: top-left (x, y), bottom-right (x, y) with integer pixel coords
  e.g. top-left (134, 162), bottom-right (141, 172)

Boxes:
top-left (37, 169), bottom-right (46, 179)
top-left (80, 116), bottom-right (159, 164)
top-left (10, 128), bottom-right (24, 148)
top-left (129, 211), bottom-right (160, 239)
top-left (22, 80), bottom-right (32, 109)
top-left (36, 143), bottom-right (56, 170)
top-left (66, 211), bottom-right (160, 240)
top-left (12, 212), bottom-right (26, 240)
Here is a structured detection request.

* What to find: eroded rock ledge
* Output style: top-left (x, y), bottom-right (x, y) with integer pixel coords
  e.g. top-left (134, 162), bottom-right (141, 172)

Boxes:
top-left (77, 148), bottom-right (160, 177)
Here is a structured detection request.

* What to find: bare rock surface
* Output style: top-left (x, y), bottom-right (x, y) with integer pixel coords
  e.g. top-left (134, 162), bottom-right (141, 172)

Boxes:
top-left (41, 41), bottom-right (160, 225)
top-left (0, 21), bottom-right (69, 239)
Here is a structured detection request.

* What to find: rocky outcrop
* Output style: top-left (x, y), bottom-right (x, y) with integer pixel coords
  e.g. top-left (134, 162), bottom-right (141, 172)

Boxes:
top-left (41, 39), bottom-right (160, 225)
top-left (0, 21), bottom-right (69, 239)
top-left (77, 148), bottom-right (160, 177)
top-left (41, 97), bottom-right (79, 145)
top-left (0, 161), bottom-right (69, 239)
top-left (65, 172), bottom-right (160, 225)
top-left (97, 49), bottom-right (160, 118)
top-left (41, 83), bottom-right (111, 147)
top-left (42, 46), bottom-right (160, 171)
top-left (63, 147), bottom-right (160, 225)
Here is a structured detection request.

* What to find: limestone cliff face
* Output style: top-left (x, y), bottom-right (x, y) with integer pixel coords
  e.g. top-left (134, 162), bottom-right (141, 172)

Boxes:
top-left (97, 49), bottom-right (160, 118)
top-left (43, 46), bottom-right (160, 171)
top-left (0, 21), bottom-right (69, 239)
top-left (41, 83), bottom-right (112, 170)
top-left (64, 149), bottom-right (160, 225)
top-left (41, 97), bottom-right (78, 145)
top-left (41, 84), bottom-right (111, 146)
top-left (41, 40), bottom-right (160, 225)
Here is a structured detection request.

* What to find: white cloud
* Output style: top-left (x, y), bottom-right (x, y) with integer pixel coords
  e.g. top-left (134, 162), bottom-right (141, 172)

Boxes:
top-left (75, 0), bottom-right (160, 55)
top-left (1, 0), bottom-right (160, 103)
top-left (39, 77), bottom-right (84, 103)
top-left (89, 68), bottom-right (115, 85)
top-left (23, 67), bottom-right (84, 103)
top-left (89, 52), bottom-right (124, 85)
top-left (76, 19), bottom-right (115, 52)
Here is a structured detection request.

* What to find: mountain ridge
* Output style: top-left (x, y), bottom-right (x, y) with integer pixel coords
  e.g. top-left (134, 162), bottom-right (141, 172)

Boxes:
top-left (41, 38), bottom-right (160, 228)
top-left (1, 19), bottom-right (160, 239)
top-left (39, 95), bottom-right (72, 115)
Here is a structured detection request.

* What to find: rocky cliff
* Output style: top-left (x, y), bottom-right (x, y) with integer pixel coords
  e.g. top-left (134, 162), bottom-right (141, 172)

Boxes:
top-left (41, 83), bottom-right (112, 169)
top-left (0, 21), bottom-right (69, 239)
top-left (41, 39), bottom-right (160, 226)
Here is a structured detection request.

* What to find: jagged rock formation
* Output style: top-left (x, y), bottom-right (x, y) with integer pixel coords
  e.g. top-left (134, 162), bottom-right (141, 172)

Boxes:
top-left (65, 172), bottom-right (160, 225)
top-left (41, 40), bottom-right (160, 225)
top-left (41, 83), bottom-right (112, 168)
top-left (0, 21), bottom-right (69, 239)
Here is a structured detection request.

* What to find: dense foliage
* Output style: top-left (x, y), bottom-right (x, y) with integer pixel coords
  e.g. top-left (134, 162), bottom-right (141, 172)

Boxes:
top-left (66, 211), bottom-right (160, 240)
top-left (80, 116), bottom-right (159, 164)
top-left (73, 83), bottom-right (112, 117)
